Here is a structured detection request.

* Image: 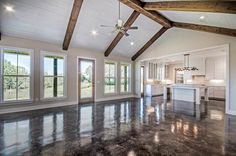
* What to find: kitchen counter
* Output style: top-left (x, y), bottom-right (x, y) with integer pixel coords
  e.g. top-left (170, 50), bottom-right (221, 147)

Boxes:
top-left (163, 84), bottom-right (209, 104)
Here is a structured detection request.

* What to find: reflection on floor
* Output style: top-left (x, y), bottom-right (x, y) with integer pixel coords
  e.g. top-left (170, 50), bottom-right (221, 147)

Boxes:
top-left (0, 97), bottom-right (236, 155)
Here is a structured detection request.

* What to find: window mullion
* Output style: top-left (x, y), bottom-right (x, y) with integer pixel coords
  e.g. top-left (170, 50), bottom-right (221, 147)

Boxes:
top-left (53, 58), bottom-right (57, 97)
top-left (16, 53), bottom-right (19, 100)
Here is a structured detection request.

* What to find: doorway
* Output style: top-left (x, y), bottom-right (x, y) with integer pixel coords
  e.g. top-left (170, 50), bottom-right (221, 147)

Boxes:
top-left (141, 66), bottom-right (144, 97)
top-left (78, 58), bottom-right (95, 103)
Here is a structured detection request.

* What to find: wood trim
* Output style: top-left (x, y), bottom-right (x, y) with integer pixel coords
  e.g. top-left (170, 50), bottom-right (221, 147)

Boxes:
top-left (104, 11), bottom-right (140, 57)
top-left (131, 27), bottom-right (169, 61)
top-left (119, 0), bottom-right (172, 28)
top-left (173, 22), bottom-right (236, 37)
top-left (144, 1), bottom-right (236, 14)
top-left (78, 58), bottom-right (95, 104)
top-left (63, 0), bottom-right (84, 50)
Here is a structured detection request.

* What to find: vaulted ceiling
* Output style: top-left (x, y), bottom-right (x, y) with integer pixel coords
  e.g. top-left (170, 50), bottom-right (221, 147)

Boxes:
top-left (1, 0), bottom-right (236, 59)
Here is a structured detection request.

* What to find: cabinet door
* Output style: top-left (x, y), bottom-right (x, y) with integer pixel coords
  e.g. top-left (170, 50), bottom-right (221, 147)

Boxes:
top-left (205, 58), bottom-right (215, 80)
top-left (213, 87), bottom-right (225, 99)
top-left (190, 57), bottom-right (206, 75)
top-left (214, 57), bottom-right (225, 80)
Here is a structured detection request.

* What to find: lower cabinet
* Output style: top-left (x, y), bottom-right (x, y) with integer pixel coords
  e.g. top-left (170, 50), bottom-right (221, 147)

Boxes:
top-left (145, 84), bottom-right (164, 97)
top-left (207, 86), bottom-right (225, 100)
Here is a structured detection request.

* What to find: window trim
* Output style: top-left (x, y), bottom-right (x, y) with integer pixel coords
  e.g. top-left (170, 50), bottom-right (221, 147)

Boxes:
top-left (0, 46), bottom-right (34, 104)
top-left (40, 51), bottom-right (67, 101)
top-left (120, 62), bottom-right (131, 93)
top-left (104, 60), bottom-right (117, 95)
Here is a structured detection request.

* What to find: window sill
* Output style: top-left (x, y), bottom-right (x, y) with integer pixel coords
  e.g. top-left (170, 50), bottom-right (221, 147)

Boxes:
top-left (40, 97), bottom-right (67, 102)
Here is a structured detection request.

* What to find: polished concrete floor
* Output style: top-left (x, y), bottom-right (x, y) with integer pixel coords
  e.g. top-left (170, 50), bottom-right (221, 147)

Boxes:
top-left (0, 97), bottom-right (236, 156)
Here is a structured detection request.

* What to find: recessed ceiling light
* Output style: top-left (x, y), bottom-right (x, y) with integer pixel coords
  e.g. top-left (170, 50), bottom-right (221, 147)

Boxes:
top-left (5, 5), bottom-right (14, 12)
top-left (199, 15), bottom-right (205, 20)
top-left (130, 42), bottom-right (134, 46)
top-left (91, 30), bottom-right (98, 36)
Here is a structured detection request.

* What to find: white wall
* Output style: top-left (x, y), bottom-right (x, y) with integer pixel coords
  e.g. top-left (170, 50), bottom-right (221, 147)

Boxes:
top-left (0, 35), bottom-right (134, 105)
top-left (137, 28), bottom-right (236, 115)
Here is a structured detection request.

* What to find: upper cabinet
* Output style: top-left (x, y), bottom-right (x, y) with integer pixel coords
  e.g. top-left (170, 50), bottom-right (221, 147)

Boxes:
top-left (205, 56), bottom-right (226, 80)
top-left (148, 62), bottom-right (169, 80)
top-left (189, 57), bottom-right (206, 75)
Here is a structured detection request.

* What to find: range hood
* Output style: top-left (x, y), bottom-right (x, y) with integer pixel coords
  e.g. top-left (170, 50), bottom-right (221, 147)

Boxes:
top-left (175, 54), bottom-right (199, 72)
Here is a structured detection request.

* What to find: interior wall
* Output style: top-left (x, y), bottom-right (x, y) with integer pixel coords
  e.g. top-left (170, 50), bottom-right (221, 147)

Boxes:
top-left (137, 28), bottom-right (236, 115)
top-left (0, 35), bottom-right (134, 104)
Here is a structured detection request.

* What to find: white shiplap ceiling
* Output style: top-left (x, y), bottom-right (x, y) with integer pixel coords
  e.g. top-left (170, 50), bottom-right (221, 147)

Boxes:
top-left (0, 0), bottom-right (161, 57)
top-left (0, 0), bottom-right (236, 57)
top-left (159, 11), bottom-right (236, 29)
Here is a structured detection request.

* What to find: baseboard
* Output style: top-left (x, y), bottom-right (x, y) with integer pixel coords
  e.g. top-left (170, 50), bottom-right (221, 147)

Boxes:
top-left (95, 94), bottom-right (136, 102)
top-left (0, 101), bottom-right (77, 115)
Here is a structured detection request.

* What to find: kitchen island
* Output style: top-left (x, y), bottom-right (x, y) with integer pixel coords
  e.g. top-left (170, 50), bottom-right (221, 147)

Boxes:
top-left (164, 84), bottom-right (208, 104)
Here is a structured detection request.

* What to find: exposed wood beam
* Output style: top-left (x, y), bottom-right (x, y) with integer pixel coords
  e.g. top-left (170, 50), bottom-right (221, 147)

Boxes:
top-left (63, 0), bottom-right (84, 50)
top-left (144, 1), bottom-right (236, 14)
top-left (173, 22), bottom-right (236, 37)
top-left (119, 0), bottom-right (172, 28)
top-left (131, 27), bottom-right (169, 61)
top-left (104, 11), bottom-right (140, 57)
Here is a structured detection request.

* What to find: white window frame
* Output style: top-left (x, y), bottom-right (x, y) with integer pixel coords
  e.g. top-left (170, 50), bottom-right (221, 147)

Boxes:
top-left (120, 62), bottom-right (131, 93)
top-left (40, 51), bottom-right (67, 101)
top-left (0, 46), bottom-right (34, 104)
top-left (104, 60), bottom-right (117, 95)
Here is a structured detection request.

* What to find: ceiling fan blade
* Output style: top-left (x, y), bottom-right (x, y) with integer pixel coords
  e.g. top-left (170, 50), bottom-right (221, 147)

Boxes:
top-left (100, 25), bottom-right (115, 28)
top-left (120, 30), bottom-right (129, 37)
top-left (128, 26), bottom-right (138, 30)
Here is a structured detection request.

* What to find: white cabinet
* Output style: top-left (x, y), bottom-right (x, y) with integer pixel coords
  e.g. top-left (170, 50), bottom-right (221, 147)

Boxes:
top-left (208, 87), bottom-right (225, 99)
top-left (205, 56), bottom-right (226, 80)
top-left (145, 84), bottom-right (163, 96)
top-left (190, 57), bottom-right (206, 75)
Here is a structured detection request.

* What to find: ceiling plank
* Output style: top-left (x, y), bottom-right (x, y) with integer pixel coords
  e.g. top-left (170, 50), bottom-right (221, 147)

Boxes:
top-left (131, 27), bottom-right (169, 61)
top-left (173, 22), bottom-right (236, 37)
top-left (119, 0), bottom-right (172, 28)
top-left (144, 1), bottom-right (236, 14)
top-left (63, 0), bottom-right (84, 50)
top-left (104, 11), bottom-right (140, 57)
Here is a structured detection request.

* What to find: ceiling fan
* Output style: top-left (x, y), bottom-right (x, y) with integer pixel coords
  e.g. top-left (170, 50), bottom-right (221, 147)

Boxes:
top-left (100, 1), bottom-right (138, 37)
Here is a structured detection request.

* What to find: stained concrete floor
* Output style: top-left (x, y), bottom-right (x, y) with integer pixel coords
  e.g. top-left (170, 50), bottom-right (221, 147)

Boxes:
top-left (0, 97), bottom-right (235, 156)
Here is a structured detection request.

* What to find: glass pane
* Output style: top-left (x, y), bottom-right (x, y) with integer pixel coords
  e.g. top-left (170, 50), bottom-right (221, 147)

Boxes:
top-left (18, 77), bottom-right (30, 100)
top-left (105, 64), bottom-right (110, 77)
top-left (3, 76), bottom-right (17, 101)
top-left (57, 77), bottom-right (64, 97)
top-left (80, 61), bottom-right (93, 99)
top-left (109, 64), bottom-right (115, 77)
top-left (105, 78), bottom-right (115, 93)
top-left (44, 77), bottom-right (54, 98)
top-left (57, 59), bottom-right (64, 76)
top-left (44, 57), bottom-right (54, 76)
top-left (18, 54), bottom-right (30, 75)
top-left (3, 52), bottom-right (17, 75)
top-left (121, 78), bottom-right (125, 92)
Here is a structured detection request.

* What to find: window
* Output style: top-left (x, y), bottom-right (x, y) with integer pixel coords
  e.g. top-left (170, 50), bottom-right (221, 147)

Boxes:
top-left (0, 47), bottom-right (33, 102)
top-left (104, 61), bottom-right (116, 94)
top-left (120, 63), bottom-right (131, 92)
top-left (41, 52), bottom-right (66, 99)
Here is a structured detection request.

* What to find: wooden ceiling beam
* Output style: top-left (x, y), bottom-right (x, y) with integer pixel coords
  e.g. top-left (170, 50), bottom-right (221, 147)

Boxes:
top-left (119, 0), bottom-right (172, 28)
top-left (144, 1), bottom-right (236, 14)
top-left (63, 0), bottom-right (84, 50)
top-left (131, 27), bottom-right (169, 61)
top-left (104, 11), bottom-right (140, 57)
top-left (173, 22), bottom-right (236, 37)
